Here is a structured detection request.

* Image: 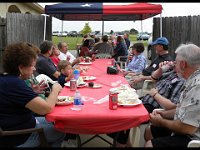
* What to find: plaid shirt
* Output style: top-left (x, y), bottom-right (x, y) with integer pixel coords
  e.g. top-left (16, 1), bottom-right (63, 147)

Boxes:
top-left (142, 70), bottom-right (185, 109)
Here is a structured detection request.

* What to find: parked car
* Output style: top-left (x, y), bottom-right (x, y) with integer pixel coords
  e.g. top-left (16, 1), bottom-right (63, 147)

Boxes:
top-left (52, 31), bottom-right (59, 36)
top-left (115, 31), bottom-right (124, 37)
top-left (57, 31), bottom-right (68, 37)
top-left (147, 35), bottom-right (152, 60)
top-left (137, 33), bottom-right (150, 41)
top-left (68, 31), bottom-right (78, 37)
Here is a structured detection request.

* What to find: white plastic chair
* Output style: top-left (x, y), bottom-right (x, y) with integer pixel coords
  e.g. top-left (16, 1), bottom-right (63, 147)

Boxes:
top-left (188, 140), bottom-right (200, 147)
top-left (95, 53), bottom-right (112, 59)
top-left (117, 56), bottom-right (128, 69)
top-left (36, 74), bottom-right (58, 85)
top-left (135, 79), bottom-right (155, 98)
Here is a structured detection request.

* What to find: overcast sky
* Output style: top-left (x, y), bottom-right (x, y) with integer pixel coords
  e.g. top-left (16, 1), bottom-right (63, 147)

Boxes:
top-left (39, 2), bottom-right (200, 33)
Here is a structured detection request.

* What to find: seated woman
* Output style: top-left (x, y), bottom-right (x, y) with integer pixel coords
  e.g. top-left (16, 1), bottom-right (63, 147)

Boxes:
top-left (79, 39), bottom-right (91, 57)
top-left (50, 44), bottom-right (61, 67)
top-left (123, 42), bottom-right (147, 78)
top-left (0, 42), bottom-right (65, 147)
top-left (112, 35), bottom-right (128, 61)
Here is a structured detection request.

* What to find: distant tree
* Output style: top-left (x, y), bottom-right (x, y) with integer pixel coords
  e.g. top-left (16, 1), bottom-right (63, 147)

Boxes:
top-left (80, 22), bottom-right (92, 35)
top-left (130, 28), bottom-right (138, 34)
top-left (123, 30), bottom-right (130, 34)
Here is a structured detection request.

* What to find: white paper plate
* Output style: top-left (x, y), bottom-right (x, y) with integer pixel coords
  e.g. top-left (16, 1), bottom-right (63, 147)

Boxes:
top-left (88, 84), bottom-right (102, 89)
top-left (56, 96), bottom-right (74, 106)
top-left (118, 99), bottom-right (142, 107)
top-left (79, 62), bottom-right (92, 65)
top-left (82, 76), bottom-right (96, 81)
top-left (64, 82), bottom-right (87, 88)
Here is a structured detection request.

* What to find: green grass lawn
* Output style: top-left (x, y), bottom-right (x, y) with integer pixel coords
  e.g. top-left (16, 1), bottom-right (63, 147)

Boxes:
top-left (52, 34), bottom-right (148, 50)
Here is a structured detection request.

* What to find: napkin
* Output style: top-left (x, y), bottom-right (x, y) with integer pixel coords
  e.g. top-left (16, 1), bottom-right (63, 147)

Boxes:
top-left (93, 95), bottom-right (109, 104)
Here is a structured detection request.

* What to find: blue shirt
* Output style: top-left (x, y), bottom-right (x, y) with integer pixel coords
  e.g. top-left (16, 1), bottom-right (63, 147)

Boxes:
top-left (0, 74), bottom-right (38, 146)
top-left (127, 53), bottom-right (147, 73)
top-left (58, 73), bottom-right (67, 87)
top-left (113, 41), bottom-right (128, 59)
top-left (36, 54), bottom-right (58, 81)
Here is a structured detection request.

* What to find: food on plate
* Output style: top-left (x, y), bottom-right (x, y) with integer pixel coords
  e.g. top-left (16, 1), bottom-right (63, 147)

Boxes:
top-left (58, 97), bottom-right (66, 102)
top-left (68, 96), bottom-right (74, 101)
top-left (84, 57), bottom-right (91, 62)
top-left (77, 77), bottom-right (86, 86)
top-left (110, 85), bottom-right (139, 104)
top-left (88, 82), bottom-right (94, 87)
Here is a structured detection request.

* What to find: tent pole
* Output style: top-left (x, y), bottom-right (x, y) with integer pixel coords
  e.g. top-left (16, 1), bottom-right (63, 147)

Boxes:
top-left (42, 14), bottom-right (47, 41)
top-left (160, 13), bottom-right (162, 37)
top-left (61, 20), bottom-right (64, 41)
top-left (141, 20), bottom-right (143, 33)
top-left (102, 21), bottom-right (104, 36)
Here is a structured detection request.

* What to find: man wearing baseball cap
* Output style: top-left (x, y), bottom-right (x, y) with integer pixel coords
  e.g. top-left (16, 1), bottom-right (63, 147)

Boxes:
top-left (128, 36), bottom-right (174, 90)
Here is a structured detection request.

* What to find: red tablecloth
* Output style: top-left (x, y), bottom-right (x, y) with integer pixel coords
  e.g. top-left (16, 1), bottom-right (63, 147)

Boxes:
top-left (46, 59), bottom-right (149, 134)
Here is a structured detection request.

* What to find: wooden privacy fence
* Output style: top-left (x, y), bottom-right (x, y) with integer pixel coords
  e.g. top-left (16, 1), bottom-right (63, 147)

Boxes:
top-left (0, 13), bottom-right (52, 51)
top-left (152, 15), bottom-right (200, 60)
top-left (0, 16), bottom-right (6, 51)
top-left (0, 13), bottom-right (52, 73)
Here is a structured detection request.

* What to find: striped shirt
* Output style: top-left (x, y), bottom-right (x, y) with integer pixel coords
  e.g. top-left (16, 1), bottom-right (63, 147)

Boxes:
top-left (142, 70), bottom-right (185, 109)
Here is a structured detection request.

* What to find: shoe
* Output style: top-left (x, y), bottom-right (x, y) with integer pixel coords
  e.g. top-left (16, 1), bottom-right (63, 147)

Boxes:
top-left (61, 139), bottom-right (77, 148)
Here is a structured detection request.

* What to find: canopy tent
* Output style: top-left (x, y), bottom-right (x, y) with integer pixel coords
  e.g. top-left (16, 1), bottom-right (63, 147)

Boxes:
top-left (44, 2), bottom-right (163, 37)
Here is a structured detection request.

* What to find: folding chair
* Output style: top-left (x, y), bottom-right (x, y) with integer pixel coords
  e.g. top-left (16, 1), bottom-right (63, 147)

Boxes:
top-left (0, 127), bottom-right (49, 147)
top-left (95, 53), bottom-right (112, 59)
top-left (117, 56), bottom-right (128, 69)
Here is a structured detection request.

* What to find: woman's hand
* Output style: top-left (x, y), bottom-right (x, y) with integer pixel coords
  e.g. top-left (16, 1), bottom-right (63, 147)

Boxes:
top-left (30, 80), bottom-right (48, 94)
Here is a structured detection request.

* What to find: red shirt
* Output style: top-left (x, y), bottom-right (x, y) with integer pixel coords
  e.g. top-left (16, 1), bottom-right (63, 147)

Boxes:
top-left (50, 56), bottom-right (60, 67)
top-left (79, 46), bottom-right (90, 57)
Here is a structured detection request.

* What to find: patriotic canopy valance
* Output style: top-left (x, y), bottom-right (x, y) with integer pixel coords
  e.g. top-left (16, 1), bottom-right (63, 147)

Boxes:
top-left (45, 2), bottom-right (162, 21)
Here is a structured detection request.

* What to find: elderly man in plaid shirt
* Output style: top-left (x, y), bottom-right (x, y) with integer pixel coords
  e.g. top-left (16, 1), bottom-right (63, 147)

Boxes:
top-left (142, 60), bottom-right (185, 113)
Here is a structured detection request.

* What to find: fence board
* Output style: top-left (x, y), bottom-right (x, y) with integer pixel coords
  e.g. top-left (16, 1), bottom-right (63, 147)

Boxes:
top-left (152, 15), bottom-right (200, 60)
top-left (6, 13), bottom-right (52, 47)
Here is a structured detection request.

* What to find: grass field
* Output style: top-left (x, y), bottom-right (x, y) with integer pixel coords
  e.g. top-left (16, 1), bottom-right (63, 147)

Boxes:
top-left (52, 34), bottom-right (148, 50)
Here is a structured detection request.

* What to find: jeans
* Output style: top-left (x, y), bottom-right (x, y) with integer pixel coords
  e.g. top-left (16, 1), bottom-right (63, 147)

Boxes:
top-left (17, 117), bottom-right (65, 147)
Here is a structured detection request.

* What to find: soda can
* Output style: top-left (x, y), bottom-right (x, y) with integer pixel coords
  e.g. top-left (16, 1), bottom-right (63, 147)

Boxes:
top-left (111, 59), bottom-right (115, 66)
top-left (92, 54), bottom-right (96, 61)
top-left (70, 79), bottom-right (77, 91)
top-left (109, 91), bottom-right (118, 110)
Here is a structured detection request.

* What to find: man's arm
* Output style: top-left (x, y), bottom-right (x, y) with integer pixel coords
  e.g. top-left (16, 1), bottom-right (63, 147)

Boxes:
top-left (150, 113), bottom-right (198, 135)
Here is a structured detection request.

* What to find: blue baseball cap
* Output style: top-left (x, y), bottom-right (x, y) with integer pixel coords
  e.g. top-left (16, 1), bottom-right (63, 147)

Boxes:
top-left (151, 37), bottom-right (169, 46)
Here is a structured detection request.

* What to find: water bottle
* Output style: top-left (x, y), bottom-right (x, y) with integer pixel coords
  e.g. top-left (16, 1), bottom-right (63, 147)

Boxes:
top-left (73, 69), bottom-right (80, 80)
top-left (73, 90), bottom-right (82, 111)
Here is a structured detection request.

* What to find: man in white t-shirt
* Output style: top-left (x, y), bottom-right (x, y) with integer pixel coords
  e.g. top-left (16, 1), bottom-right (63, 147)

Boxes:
top-left (57, 42), bottom-right (76, 63)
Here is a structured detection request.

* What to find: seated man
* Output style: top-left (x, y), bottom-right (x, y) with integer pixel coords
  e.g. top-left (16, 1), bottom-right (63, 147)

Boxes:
top-left (107, 60), bottom-right (185, 147)
top-left (58, 42), bottom-right (76, 63)
top-left (36, 40), bottom-right (81, 81)
top-left (144, 43), bottom-right (200, 147)
top-left (142, 61), bottom-right (185, 113)
top-left (128, 37), bottom-right (173, 90)
top-left (91, 35), bottom-right (113, 57)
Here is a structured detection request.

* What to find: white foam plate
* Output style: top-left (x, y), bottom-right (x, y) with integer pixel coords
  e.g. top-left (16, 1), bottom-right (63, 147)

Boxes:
top-left (79, 62), bottom-right (92, 65)
top-left (88, 84), bottom-right (102, 89)
top-left (56, 96), bottom-right (74, 106)
top-left (118, 99), bottom-right (142, 107)
top-left (64, 82), bottom-right (87, 88)
top-left (82, 76), bottom-right (96, 81)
